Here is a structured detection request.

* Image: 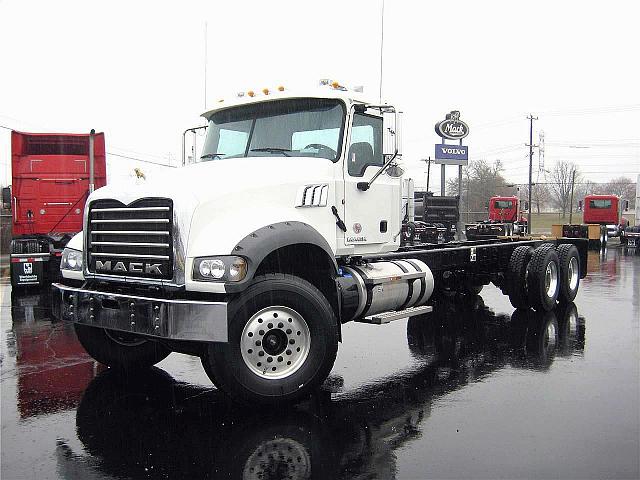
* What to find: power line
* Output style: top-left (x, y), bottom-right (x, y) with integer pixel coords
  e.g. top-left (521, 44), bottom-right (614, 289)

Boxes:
top-left (107, 152), bottom-right (176, 168)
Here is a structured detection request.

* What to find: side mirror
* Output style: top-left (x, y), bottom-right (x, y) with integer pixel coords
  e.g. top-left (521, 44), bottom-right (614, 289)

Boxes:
top-left (523, 201), bottom-right (529, 211)
top-left (484, 202), bottom-right (489, 210)
top-left (578, 200), bottom-right (583, 211)
top-left (623, 199), bottom-right (629, 211)
top-left (2, 186), bottom-right (10, 210)
top-left (386, 164), bottom-right (404, 178)
top-left (382, 111), bottom-right (402, 157)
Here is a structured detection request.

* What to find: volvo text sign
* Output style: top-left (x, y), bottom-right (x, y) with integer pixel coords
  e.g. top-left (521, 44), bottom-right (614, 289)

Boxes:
top-left (435, 144), bottom-right (468, 165)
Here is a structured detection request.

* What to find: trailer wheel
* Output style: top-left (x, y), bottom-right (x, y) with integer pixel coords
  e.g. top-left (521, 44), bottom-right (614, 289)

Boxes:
top-left (556, 244), bottom-right (580, 302)
top-left (526, 246), bottom-right (561, 312)
top-left (506, 245), bottom-right (535, 309)
top-left (74, 324), bottom-right (170, 370)
top-left (202, 274), bottom-right (339, 404)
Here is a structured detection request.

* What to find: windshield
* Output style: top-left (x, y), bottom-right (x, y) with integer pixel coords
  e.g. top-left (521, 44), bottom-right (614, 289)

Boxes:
top-left (589, 199), bottom-right (612, 209)
top-left (199, 98), bottom-right (345, 162)
top-left (494, 200), bottom-right (514, 209)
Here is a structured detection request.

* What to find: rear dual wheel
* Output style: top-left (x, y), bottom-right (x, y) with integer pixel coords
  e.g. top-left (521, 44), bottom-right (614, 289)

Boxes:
top-left (526, 246), bottom-right (561, 312)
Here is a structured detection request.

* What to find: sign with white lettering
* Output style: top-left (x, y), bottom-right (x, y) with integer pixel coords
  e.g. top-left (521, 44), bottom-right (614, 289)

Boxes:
top-left (434, 144), bottom-right (469, 165)
top-left (434, 110), bottom-right (470, 140)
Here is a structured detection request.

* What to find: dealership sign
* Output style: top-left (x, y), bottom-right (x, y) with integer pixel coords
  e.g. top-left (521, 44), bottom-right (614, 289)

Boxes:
top-left (434, 110), bottom-right (469, 140)
top-left (435, 144), bottom-right (468, 164)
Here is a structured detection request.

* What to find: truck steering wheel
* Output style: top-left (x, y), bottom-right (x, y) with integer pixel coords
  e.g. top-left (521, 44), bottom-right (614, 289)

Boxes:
top-left (304, 144), bottom-right (336, 159)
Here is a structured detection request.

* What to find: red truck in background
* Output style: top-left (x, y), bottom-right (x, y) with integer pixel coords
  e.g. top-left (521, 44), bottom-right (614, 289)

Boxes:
top-left (554, 194), bottom-right (629, 248)
top-left (465, 195), bottom-right (528, 240)
top-left (5, 131), bottom-right (106, 288)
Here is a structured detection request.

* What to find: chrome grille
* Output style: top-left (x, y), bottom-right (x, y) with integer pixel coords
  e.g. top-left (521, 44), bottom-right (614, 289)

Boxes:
top-left (87, 198), bottom-right (173, 280)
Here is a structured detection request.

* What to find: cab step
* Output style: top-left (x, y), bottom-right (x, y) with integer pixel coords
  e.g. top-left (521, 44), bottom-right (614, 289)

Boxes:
top-left (356, 305), bottom-right (433, 325)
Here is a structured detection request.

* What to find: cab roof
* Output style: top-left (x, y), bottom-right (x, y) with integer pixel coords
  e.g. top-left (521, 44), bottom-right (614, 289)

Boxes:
top-left (201, 84), bottom-right (375, 119)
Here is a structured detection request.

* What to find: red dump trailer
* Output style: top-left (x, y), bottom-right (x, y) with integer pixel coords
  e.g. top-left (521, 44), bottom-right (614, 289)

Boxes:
top-left (8, 131), bottom-right (106, 287)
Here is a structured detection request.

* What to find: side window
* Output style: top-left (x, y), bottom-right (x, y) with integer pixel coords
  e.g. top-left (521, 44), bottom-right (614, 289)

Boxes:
top-left (348, 113), bottom-right (383, 177)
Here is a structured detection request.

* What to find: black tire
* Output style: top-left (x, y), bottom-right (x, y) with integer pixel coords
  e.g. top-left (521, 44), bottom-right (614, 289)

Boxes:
top-left (556, 244), bottom-right (580, 303)
top-left (203, 274), bottom-right (339, 405)
top-left (526, 246), bottom-right (561, 312)
top-left (506, 245), bottom-right (534, 309)
top-left (602, 228), bottom-right (608, 247)
top-left (74, 324), bottom-right (170, 370)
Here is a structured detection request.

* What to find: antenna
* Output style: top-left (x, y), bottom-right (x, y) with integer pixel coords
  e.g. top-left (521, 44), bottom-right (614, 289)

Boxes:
top-left (204, 22), bottom-right (208, 110)
top-left (379, 0), bottom-right (385, 104)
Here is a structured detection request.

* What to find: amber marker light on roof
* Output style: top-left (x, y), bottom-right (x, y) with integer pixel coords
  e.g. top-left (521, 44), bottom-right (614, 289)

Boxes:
top-left (262, 88), bottom-right (270, 95)
top-left (247, 90), bottom-right (255, 97)
top-left (331, 81), bottom-right (340, 89)
top-left (277, 86), bottom-right (285, 91)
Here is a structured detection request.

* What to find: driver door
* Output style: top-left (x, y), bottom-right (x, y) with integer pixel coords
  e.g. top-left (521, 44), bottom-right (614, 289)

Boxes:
top-left (342, 111), bottom-right (400, 252)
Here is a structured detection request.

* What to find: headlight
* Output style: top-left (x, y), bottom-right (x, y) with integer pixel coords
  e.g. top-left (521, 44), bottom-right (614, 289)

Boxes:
top-left (61, 248), bottom-right (83, 271)
top-left (193, 256), bottom-right (247, 282)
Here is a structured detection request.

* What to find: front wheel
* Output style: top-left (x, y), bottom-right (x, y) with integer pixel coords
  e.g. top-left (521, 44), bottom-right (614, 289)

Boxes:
top-left (203, 274), bottom-right (339, 404)
top-left (74, 324), bottom-right (170, 370)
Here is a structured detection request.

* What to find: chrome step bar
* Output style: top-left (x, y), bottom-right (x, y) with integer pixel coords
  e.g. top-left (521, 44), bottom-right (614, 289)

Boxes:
top-left (355, 305), bottom-right (433, 325)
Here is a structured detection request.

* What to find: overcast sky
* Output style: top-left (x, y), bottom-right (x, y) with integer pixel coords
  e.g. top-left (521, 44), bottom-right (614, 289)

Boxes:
top-left (1, 0), bottom-right (638, 190)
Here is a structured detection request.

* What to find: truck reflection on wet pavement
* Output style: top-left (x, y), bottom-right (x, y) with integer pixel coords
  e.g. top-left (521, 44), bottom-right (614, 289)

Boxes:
top-left (1, 246), bottom-right (638, 479)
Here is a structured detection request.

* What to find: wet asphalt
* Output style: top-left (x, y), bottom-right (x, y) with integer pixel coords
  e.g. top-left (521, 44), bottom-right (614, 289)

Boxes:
top-left (1, 245), bottom-right (639, 480)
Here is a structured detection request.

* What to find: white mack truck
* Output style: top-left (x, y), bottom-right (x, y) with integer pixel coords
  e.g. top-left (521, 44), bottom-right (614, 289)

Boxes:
top-left (52, 82), bottom-right (588, 404)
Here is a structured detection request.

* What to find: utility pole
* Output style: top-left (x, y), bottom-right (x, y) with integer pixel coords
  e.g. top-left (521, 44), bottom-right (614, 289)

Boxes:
top-left (568, 168), bottom-right (576, 224)
top-left (526, 114), bottom-right (538, 231)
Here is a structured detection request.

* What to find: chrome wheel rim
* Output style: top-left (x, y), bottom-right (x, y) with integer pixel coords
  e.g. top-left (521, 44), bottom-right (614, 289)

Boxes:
top-left (243, 437), bottom-right (311, 480)
top-left (568, 256), bottom-right (579, 291)
top-left (241, 306), bottom-right (311, 379)
top-left (545, 261), bottom-right (559, 299)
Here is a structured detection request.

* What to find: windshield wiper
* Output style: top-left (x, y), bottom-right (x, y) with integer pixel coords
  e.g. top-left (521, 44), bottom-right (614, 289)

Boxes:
top-left (250, 147), bottom-right (291, 157)
top-left (200, 153), bottom-right (225, 160)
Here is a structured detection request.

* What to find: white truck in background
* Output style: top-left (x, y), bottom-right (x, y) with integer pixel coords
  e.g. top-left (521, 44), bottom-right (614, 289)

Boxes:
top-left (52, 81), bottom-right (589, 404)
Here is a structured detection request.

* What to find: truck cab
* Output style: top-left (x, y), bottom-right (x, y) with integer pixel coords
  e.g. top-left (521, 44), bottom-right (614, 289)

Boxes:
top-left (582, 194), bottom-right (626, 237)
top-left (488, 196), bottom-right (519, 223)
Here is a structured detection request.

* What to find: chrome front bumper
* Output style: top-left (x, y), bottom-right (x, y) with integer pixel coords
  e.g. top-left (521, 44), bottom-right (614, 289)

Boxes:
top-left (52, 283), bottom-right (228, 342)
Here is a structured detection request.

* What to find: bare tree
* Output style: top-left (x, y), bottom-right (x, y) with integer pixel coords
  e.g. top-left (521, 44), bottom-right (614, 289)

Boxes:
top-left (446, 159), bottom-right (511, 213)
top-left (521, 183), bottom-right (551, 214)
top-left (603, 176), bottom-right (637, 208)
top-left (547, 161), bottom-right (580, 216)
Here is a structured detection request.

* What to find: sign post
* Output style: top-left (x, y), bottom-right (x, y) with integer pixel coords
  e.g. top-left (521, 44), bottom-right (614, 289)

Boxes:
top-left (433, 111), bottom-right (469, 238)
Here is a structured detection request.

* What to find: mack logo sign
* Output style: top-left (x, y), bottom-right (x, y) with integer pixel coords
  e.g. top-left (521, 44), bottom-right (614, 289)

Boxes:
top-left (96, 260), bottom-right (163, 275)
top-left (435, 110), bottom-right (469, 140)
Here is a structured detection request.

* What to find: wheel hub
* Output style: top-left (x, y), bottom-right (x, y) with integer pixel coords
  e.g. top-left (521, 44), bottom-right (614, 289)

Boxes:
top-left (545, 261), bottom-right (559, 299)
top-left (240, 306), bottom-right (311, 379)
top-left (568, 257), bottom-right (579, 291)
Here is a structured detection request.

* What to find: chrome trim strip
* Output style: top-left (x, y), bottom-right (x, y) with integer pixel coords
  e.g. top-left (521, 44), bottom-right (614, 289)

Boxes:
top-left (90, 242), bottom-right (170, 248)
top-left (52, 283), bottom-right (228, 342)
top-left (91, 231), bottom-right (170, 236)
top-left (10, 252), bottom-right (51, 257)
top-left (91, 206), bottom-right (170, 212)
top-left (90, 252), bottom-right (170, 260)
top-left (90, 219), bottom-right (170, 224)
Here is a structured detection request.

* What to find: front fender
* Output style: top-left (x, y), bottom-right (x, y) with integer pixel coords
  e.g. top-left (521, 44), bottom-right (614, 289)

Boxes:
top-left (187, 221), bottom-right (337, 293)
